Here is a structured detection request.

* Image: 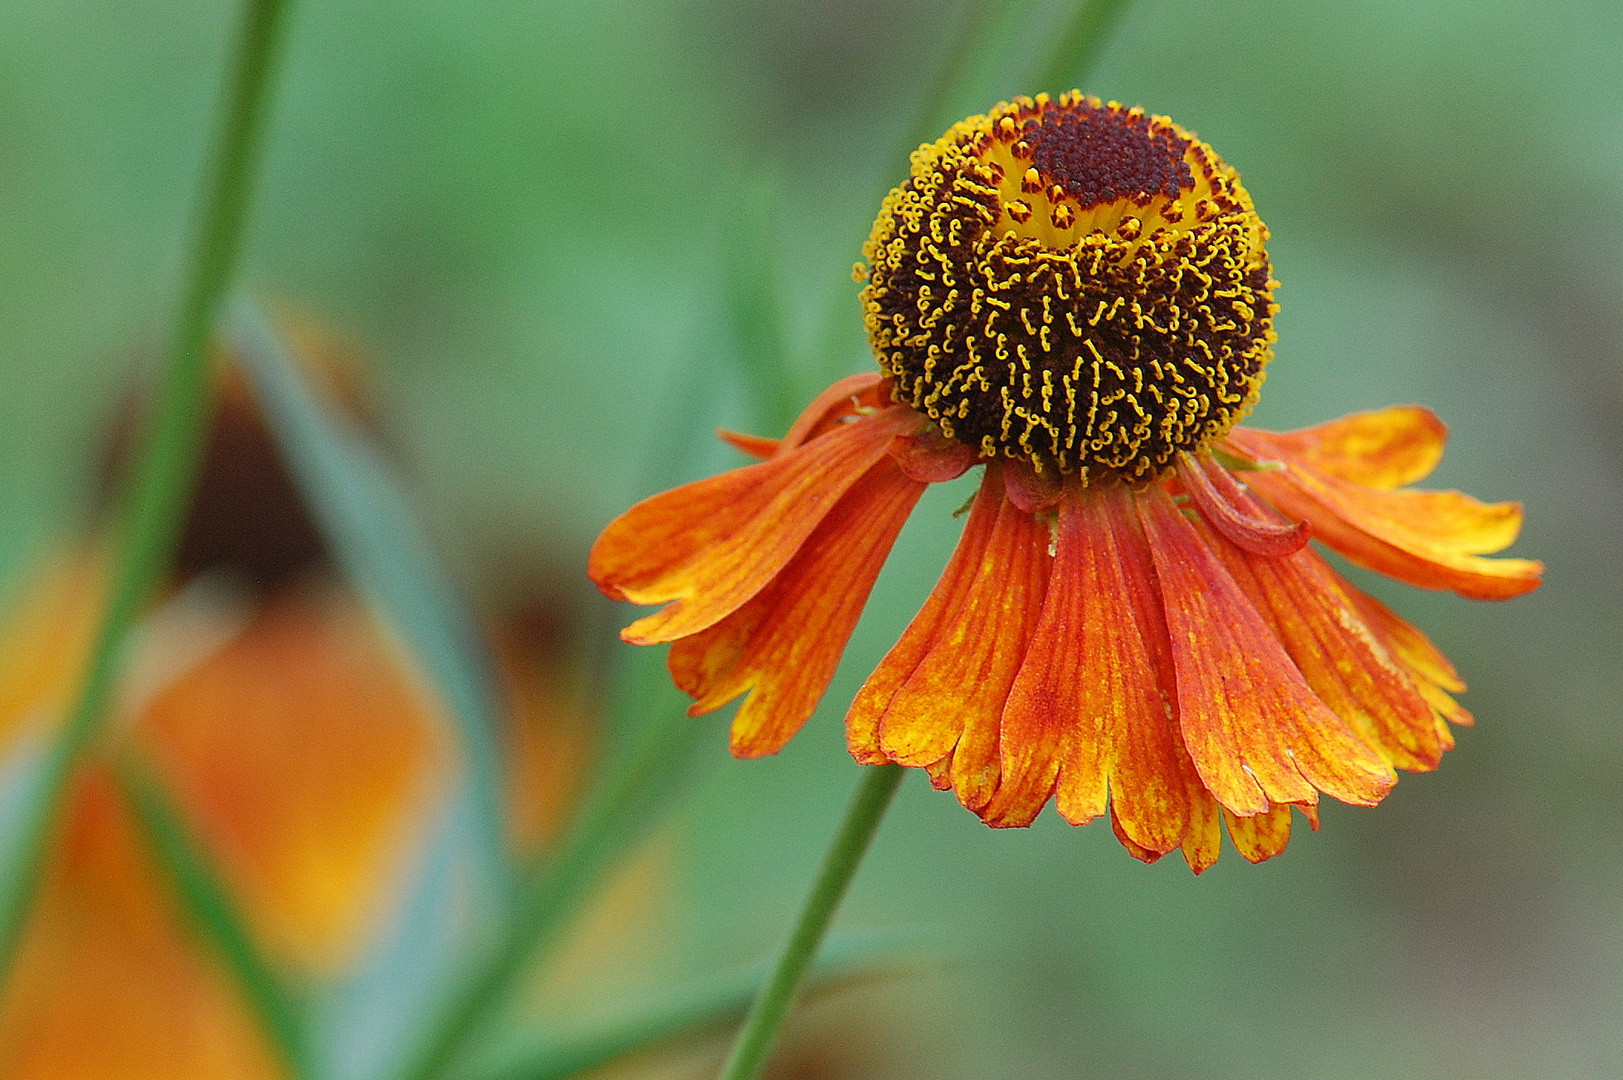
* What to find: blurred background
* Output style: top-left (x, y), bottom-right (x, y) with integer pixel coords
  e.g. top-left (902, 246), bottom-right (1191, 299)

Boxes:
top-left (2, 0), bottom-right (1621, 1077)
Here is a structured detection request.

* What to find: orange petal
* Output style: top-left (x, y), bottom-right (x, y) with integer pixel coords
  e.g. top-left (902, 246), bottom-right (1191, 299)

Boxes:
top-left (983, 483), bottom-right (1195, 857)
top-left (1230, 407), bottom-right (1447, 489)
top-left (1177, 455), bottom-right (1310, 557)
top-left (1137, 485), bottom-right (1396, 816)
top-left (717, 429), bottom-right (780, 459)
top-left (776, 372), bottom-right (889, 455)
top-left (923, 750), bottom-right (956, 791)
top-left (1002, 459), bottom-right (1063, 513)
top-left (590, 406), bottom-right (922, 644)
top-left (1190, 492), bottom-right (1449, 773)
top-left (1223, 802), bottom-right (1293, 863)
top-left (891, 482), bottom-right (1049, 813)
top-left (888, 429), bottom-right (982, 483)
top-left (1346, 586), bottom-right (1467, 693)
top-left (1180, 789), bottom-right (1224, 874)
top-left (844, 469), bottom-right (1001, 765)
top-left (667, 459), bottom-right (926, 757)
top-left (1111, 808), bottom-right (1165, 865)
top-left (1225, 429), bottom-right (1542, 600)
top-left (0, 546), bottom-right (109, 755)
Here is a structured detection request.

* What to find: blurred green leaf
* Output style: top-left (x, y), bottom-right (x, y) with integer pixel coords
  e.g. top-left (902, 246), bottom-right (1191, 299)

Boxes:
top-left (228, 297), bottom-right (512, 899)
top-left (1034, 0), bottom-right (1136, 95)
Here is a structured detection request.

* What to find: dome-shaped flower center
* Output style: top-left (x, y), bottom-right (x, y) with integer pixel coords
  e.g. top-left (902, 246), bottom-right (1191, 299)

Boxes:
top-left (860, 93), bottom-right (1278, 483)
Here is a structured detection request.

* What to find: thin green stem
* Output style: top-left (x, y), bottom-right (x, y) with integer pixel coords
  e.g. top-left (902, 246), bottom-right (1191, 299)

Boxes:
top-left (1032, 0), bottom-right (1135, 95)
top-left (116, 757), bottom-right (312, 1080)
top-left (0, 0), bottom-right (292, 984)
top-left (714, 764), bottom-right (905, 1080)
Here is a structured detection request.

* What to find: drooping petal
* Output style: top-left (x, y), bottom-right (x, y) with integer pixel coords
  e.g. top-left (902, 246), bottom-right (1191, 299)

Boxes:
top-left (844, 469), bottom-right (998, 766)
top-left (1223, 802), bottom-right (1293, 863)
top-left (668, 459), bottom-right (926, 757)
top-left (1224, 428), bottom-right (1542, 600)
top-left (1137, 485), bottom-right (1396, 816)
top-left (1230, 407), bottom-right (1447, 489)
top-left (1346, 586), bottom-right (1466, 693)
top-left (1177, 454), bottom-right (1310, 557)
top-left (981, 482), bottom-right (1196, 859)
top-left (848, 467), bottom-right (1050, 813)
top-left (1345, 585), bottom-right (1472, 734)
top-left (776, 372), bottom-right (889, 455)
top-left (590, 406), bottom-right (922, 644)
top-left (1181, 790), bottom-right (1224, 874)
top-left (1190, 485), bottom-right (1450, 773)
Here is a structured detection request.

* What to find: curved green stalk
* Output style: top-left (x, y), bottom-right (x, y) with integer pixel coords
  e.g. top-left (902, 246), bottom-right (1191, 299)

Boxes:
top-left (714, 764), bottom-right (905, 1080)
top-left (117, 756), bottom-right (311, 1080)
top-left (0, 0), bottom-right (293, 984)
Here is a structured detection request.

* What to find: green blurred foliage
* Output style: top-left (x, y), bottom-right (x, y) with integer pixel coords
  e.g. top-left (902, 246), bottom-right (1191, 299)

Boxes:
top-left (3, 0), bottom-right (1621, 1077)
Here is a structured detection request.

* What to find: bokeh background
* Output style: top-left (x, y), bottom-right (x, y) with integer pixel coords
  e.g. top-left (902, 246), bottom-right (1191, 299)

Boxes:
top-left (3, 0), bottom-right (1621, 1077)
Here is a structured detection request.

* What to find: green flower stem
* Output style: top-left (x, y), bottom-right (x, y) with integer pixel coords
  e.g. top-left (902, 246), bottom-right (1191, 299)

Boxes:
top-left (714, 763), bottom-right (905, 1080)
top-left (1034, 0), bottom-right (1135, 95)
top-left (0, 0), bottom-right (292, 983)
top-left (117, 756), bottom-right (311, 1080)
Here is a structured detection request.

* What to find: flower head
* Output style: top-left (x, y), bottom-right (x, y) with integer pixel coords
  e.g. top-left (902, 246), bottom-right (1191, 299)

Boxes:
top-left (589, 95), bottom-right (1543, 870)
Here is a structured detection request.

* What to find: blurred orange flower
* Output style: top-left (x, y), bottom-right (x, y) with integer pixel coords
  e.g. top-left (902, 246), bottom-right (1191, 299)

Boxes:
top-left (590, 95), bottom-right (1542, 871)
top-left (0, 342), bottom-right (590, 1075)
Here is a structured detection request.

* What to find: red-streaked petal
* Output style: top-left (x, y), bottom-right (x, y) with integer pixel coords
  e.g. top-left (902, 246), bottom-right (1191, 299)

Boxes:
top-left (982, 482), bottom-right (1196, 857)
top-left (1223, 802), bottom-right (1292, 863)
top-left (1231, 407), bottom-right (1446, 489)
top-left (888, 429), bottom-right (982, 483)
top-left (1112, 809), bottom-right (1165, 865)
top-left (1090, 488), bottom-right (1209, 856)
top-left (846, 467), bottom-right (1000, 766)
top-left (1191, 494), bottom-right (1449, 773)
top-left (1177, 455), bottom-right (1310, 557)
top-left (1225, 430), bottom-right (1542, 600)
top-left (667, 459), bottom-right (925, 757)
top-left (591, 407), bottom-right (922, 644)
top-left (777, 372), bottom-right (888, 454)
top-left (943, 500), bottom-right (1051, 813)
top-left (717, 429), bottom-right (780, 459)
top-left (850, 469), bottom-right (1049, 794)
top-left (1137, 485), bottom-right (1396, 815)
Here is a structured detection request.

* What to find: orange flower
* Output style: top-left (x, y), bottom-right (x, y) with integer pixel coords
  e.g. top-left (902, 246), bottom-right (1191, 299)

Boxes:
top-left (590, 93), bottom-right (1542, 870)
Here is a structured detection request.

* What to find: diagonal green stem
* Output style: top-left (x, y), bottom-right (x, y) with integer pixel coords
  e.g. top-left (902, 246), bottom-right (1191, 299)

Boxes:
top-left (0, 0), bottom-right (293, 984)
top-left (116, 756), bottom-right (312, 1080)
top-left (714, 764), bottom-right (904, 1080)
top-left (1033, 0), bottom-right (1135, 94)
